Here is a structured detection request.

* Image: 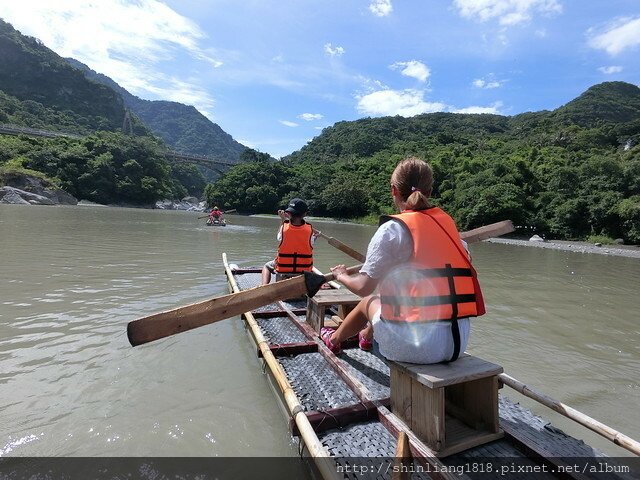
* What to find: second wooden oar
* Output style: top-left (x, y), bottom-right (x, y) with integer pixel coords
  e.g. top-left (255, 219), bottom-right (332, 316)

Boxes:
top-left (127, 264), bottom-right (362, 347)
top-left (316, 231), bottom-right (366, 262)
top-left (319, 219), bottom-right (515, 262)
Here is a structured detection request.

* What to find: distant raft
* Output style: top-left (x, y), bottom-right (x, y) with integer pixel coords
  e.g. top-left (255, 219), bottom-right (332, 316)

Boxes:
top-left (206, 218), bottom-right (226, 227)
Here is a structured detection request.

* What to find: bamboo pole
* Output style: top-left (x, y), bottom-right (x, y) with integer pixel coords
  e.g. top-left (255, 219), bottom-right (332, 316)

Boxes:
top-left (499, 373), bottom-right (640, 456)
top-left (223, 254), bottom-right (342, 480)
top-left (392, 431), bottom-right (412, 480)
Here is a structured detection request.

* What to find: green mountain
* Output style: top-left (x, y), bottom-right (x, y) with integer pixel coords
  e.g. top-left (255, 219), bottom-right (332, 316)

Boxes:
top-left (286, 82), bottom-right (640, 165)
top-left (0, 19), bottom-right (207, 204)
top-left (65, 58), bottom-right (247, 163)
top-left (553, 81), bottom-right (640, 126)
top-left (0, 19), bottom-right (126, 133)
top-left (210, 82), bottom-right (640, 242)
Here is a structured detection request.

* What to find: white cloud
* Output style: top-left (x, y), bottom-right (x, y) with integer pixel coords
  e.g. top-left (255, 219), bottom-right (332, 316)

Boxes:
top-left (279, 120), bottom-right (299, 127)
top-left (0, 0), bottom-right (221, 116)
top-left (453, 0), bottom-right (562, 26)
top-left (298, 113), bottom-right (324, 121)
top-left (357, 89), bottom-right (446, 117)
top-left (450, 102), bottom-right (503, 114)
top-left (324, 43), bottom-right (345, 57)
top-left (589, 17), bottom-right (640, 56)
top-left (598, 66), bottom-right (623, 74)
top-left (472, 76), bottom-right (504, 89)
top-left (390, 61), bottom-right (431, 82)
top-left (535, 28), bottom-right (547, 38)
top-left (369, 0), bottom-right (393, 17)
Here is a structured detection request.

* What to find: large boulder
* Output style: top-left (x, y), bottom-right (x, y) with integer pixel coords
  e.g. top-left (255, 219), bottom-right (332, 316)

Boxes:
top-left (0, 173), bottom-right (77, 205)
top-left (0, 186), bottom-right (55, 205)
top-left (0, 188), bottom-right (30, 204)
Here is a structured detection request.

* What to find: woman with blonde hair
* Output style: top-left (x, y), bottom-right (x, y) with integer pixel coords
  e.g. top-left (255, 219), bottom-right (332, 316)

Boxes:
top-left (321, 157), bottom-right (485, 364)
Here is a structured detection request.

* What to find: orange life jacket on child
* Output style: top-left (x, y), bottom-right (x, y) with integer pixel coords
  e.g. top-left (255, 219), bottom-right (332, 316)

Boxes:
top-left (275, 221), bottom-right (314, 273)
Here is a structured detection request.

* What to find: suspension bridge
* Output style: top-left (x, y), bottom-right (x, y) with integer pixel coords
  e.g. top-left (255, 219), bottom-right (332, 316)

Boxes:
top-left (0, 123), bottom-right (238, 171)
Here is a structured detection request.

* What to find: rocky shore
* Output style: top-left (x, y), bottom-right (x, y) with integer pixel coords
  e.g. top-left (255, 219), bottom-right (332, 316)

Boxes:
top-left (487, 237), bottom-right (640, 259)
top-left (0, 172), bottom-right (208, 211)
top-left (0, 174), bottom-right (77, 205)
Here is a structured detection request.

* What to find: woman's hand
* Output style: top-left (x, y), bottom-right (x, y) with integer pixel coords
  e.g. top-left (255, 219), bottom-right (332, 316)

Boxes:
top-left (330, 264), bottom-right (348, 282)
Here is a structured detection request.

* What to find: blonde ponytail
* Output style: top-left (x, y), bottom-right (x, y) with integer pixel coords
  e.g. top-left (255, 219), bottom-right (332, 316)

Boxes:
top-left (391, 157), bottom-right (434, 210)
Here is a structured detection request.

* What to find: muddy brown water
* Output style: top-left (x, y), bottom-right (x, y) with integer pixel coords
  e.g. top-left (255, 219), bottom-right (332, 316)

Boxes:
top-left (0, 205), bottom-right (638, 458)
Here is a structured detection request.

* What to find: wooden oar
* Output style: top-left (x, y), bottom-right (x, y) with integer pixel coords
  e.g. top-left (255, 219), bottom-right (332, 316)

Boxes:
top-left (197, 215), bottom-right (209, 219)
top-left (127, 220), bottom-right (513, 347)
top-left (127, 264), bottom-right (362, 346)
top-left (319, 219), bottom-right (515, 262)
top-left (459, 219), bottom-right (514, 244)
top-left (316, 231), bottom-right (366, 262)
top-left (224, 209), bottom-right (237, 214)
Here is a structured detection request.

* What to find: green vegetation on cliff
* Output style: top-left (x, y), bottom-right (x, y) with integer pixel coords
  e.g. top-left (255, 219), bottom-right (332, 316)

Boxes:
top-left (0, 19), bottom-right (127, 133)
top-left (0, 132), bottom-right (184, 205)
top-left (0, 19), bottom-right (210, 202)
top-left (207, 82), bottom-right (640, 243)
top-left (66, 58), bottom-right (247, 163)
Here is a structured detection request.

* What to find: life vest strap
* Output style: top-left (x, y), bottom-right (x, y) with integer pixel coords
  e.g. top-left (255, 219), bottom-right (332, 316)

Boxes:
top-left (379, 293), bottom-right (477, 308)
top-left (416, 267), bottom-right (473, 278)
top-left (278, 253), bottom-right (313, 258)
top-left (277, 263), bottom-right (313, 269)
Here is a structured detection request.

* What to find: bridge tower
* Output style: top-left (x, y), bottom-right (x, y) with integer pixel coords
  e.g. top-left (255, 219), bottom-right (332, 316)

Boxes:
top-left (122, 110), bottom-right (133, 135)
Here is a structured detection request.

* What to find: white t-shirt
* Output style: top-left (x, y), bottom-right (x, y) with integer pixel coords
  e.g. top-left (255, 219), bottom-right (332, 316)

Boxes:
top-left (361, 219), bottom-right (468, 279)
top-left (360, 218), bottom-right (471, 364)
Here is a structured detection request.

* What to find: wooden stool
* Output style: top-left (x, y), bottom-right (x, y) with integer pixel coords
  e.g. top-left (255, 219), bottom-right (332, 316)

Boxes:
top-left (306, 289), bottom-right (361, 333)
top-left (389, 354), bottom-right (504, 457)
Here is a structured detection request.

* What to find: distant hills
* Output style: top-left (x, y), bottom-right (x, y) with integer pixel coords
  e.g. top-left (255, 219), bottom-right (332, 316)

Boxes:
top-left (208, 81), bottom-right (639, 242)
top-left (0, 19), bottom-right (129, 134)
top-left (65, 58), bottom-right (247, 163)
top-left (0, 18), bottom-right (247, 164)
top-left (285, 81), bottom-right (640, 164)
top-left (1, 15), bottom-right (638, 242)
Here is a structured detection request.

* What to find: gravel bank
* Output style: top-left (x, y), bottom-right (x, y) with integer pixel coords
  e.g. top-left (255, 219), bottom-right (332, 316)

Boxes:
top-left (487, 238), bottom-right (640, 259)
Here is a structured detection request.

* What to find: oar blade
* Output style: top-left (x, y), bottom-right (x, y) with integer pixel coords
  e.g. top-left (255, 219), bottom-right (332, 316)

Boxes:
top-left (460, 220), bottom-right (514, 244)
top-left (127, 273), bottom-right (320, 346)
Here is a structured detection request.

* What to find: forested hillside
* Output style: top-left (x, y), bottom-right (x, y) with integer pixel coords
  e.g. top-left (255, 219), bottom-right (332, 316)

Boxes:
top-left (66, 59), bottom-right (247, 163)
top-left (206, 82), bottom-right (640, 243)
top-left (0, 19), bottom-right (209, 203)
top-left (0, 19), bottom-right (127, 133)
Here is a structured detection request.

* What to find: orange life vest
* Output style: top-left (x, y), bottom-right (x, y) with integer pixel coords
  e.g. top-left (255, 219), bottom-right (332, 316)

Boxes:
top-left (275, 221), bottom-right (314, 273)
top-left (379, 208), bottom-right (485, 324)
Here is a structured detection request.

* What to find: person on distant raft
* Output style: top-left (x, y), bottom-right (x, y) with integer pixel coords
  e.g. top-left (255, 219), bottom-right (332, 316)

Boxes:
top-left (261, 198), bottom-right (320, 285)
top-left (209, 206), bottom-right (223, 222)
top-left (320, 157), bottom-right (485, 363)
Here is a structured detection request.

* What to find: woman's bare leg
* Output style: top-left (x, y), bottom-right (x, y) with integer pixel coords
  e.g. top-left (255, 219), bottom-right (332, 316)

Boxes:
top-left (330, 295), bottom-right (380, 344)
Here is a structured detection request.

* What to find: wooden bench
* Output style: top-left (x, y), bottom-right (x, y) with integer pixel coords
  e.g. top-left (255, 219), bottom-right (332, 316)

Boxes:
top-left (306, 289), bottom-right (361, 333)
top-left (389, 354), bottom-right (504, 457)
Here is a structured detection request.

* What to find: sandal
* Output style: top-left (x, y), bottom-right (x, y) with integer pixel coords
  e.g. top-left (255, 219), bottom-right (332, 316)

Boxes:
top-left (320, 327), bottom-right (341, 354)
top-left (358, 331), bottom-right (373, 351)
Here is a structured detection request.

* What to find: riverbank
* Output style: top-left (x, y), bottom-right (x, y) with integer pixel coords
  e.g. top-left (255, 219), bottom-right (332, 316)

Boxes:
top-left (487, 237), bottom-right (640, 259)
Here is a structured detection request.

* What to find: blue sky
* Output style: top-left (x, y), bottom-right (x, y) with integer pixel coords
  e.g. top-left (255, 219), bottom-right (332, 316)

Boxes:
top-left (0, 0), bottom-right (639, 158)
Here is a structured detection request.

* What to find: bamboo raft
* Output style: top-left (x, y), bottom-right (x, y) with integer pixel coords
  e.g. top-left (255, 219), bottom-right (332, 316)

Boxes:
top-left (222, 253), bottom-right (639, 479)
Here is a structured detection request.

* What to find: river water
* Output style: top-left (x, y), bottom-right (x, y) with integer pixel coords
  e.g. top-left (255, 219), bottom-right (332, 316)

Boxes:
top-left (0, 205), bottom-right (638, 459)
